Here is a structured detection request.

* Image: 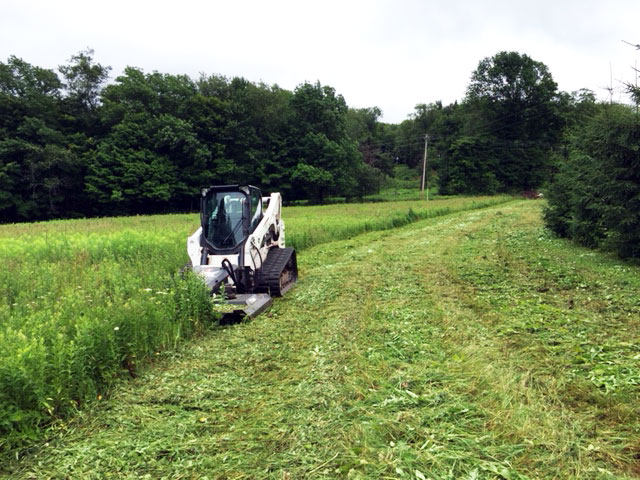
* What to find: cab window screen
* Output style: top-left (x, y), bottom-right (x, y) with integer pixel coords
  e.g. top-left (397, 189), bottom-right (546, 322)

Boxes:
top-left (204, 192), bottom-right (245, 248)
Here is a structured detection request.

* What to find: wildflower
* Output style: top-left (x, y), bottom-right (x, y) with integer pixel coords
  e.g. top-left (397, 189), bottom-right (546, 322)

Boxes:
top-left (114, 326), bottom-right (120, 331)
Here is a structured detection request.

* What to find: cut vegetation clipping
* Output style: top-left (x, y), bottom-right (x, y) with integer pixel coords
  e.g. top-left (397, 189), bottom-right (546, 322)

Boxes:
top-left (2, 199), bottom-right (639, 479)
top-left (0, 195), bottom-right (508, 454)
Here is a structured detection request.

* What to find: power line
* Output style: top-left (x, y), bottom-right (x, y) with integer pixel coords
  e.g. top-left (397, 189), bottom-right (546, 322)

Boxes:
top-left (359, 95), bottom-right (563, 152)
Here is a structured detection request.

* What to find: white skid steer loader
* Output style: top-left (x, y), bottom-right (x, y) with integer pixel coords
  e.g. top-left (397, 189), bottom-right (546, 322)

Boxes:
top-left (187, 185), bottom-right (297, 320)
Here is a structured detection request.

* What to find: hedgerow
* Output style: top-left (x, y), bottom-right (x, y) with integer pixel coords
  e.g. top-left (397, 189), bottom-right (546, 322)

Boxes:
top-left (544, 104), bottom-right (640, 258)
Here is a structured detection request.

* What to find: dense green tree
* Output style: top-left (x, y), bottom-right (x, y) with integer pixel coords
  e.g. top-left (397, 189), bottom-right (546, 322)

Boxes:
top-left (392, 119), bottom-right (421, 169)
top-left (0, 56), bottom-right (86, 220)
top-left (5, 49), bottom-right (626, 223)
top-left (290, 82), bottom-right (347, 141)
top-left (438, 136), bottom-right (498, 194)
top-left (346, 107), bottom-right (393, 177)
top-left (0, 55), bottom-right (386, 219)
top-left (85, 69), bottom-right (213, 213)
top-left (58, 49), bottom-right (111, 131)
top-left (441, 51), bottom-right (560, 193)
top-left (558, 89), bottom-right (599, 128)
top-left (622, 42), bottom-right (640, 107)
top-left (99, 67), bottom-right (199, 121)
top-left (85, 73), bottom-right (378, 211)
top-left (544, 104), bottom-right (640, 258)
top-left (85, 120), bottom-right (179, 213)
top-left (287, 82), bottom-right (362, 202)
top-left (221, 78), bottom-right (292, 189)
top-left (352, 162), bottom-right (385, 199)
top-left (392, 103), bottom-right (443, 169)
top-left (190, 75), bottom-right (232, 189)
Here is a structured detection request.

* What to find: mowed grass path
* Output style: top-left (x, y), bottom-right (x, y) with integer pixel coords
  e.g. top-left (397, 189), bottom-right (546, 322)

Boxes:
top-left (5, 201), bottom-right (639, 479)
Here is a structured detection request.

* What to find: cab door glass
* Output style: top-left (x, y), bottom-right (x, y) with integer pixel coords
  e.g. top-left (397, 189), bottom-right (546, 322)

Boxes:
top-left (249, 188), bottom-right (263, 233)
top-left (205, 192), bottom-right (245, 248)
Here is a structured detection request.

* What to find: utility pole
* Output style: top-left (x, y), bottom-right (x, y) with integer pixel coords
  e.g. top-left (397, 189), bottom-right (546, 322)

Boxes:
top-left (609, 63), bottom-right (613, 104)
top-left (420, 134), bottom-right (429, 200)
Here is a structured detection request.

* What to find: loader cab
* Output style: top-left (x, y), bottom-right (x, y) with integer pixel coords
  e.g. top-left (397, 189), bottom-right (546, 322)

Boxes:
top-left (200, 185), bottom-right (263, 255)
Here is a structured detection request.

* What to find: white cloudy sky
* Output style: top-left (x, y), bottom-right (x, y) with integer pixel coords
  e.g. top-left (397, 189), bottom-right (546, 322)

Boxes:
top-left (2, 0), bottom-right (639, 123)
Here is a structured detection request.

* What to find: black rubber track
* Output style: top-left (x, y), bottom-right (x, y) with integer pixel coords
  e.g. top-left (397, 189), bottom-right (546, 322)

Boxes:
top-left (259, 247), bottom-right (297, 297)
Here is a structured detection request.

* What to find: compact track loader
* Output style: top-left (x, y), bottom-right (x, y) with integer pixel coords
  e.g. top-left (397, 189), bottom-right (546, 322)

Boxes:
top-left (187, 185), bottom-right (297, 320)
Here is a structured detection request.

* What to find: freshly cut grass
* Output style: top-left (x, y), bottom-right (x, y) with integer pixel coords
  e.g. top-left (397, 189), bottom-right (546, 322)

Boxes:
top-left (0, 195), bottom-right (513, 454)
top-left (3, 200), bottom-right (638, 479)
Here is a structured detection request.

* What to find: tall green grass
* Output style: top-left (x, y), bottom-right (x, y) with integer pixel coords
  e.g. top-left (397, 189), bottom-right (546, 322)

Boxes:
top-left (285, 196), bottom-right (512, 250)
top-left (0, 240), bottom-right (214, 451)
top-left (0, 195), bottom-right (514, 453)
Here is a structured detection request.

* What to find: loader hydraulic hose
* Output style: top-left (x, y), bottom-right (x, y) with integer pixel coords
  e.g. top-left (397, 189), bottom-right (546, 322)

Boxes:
top-left (200, 246), bottom-right (209, 265)
top-left (221, 258), bottom-right (238, 286)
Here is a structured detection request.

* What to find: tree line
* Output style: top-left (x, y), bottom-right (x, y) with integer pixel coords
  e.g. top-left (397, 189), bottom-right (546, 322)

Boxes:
top-left (0, 49), bottom-right (569, 222)
top-left (1, 49), bottom-right (638, 258)
top-left (0, 50), bottom-right (385, 220)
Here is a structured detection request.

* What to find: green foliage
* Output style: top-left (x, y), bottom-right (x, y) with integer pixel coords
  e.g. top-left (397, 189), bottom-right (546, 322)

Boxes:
top-left (467, 51), bottom-right (557, 105)
top-left (542, 156), bottom-right (573, 238)
top-left (392, 102), bottom-right (455, 170)
top-left (286, 82), bottom-right (363, 202)
top-left (290, 82), bottom-right (347, 141)
top-left (346, 106), bottom-right (394, 177)
top-left (438, 52), bottom-right (561, 194)
top-left (7, 48), bottom-right (638, 225)
top-left (0, 56), bottom-right (80, 220)
top-left (290, 162), bottom-right (333, 201)
top-left (0, 218), bottom-right (216, 451)
top-left (58, 48), bottom-right (111, 133)
top-left (352, 162), bottom-right (385, 199)
top-left (383, 164), bottom-right (420, 190)
top-left (439, 136), bottom-right (499, 194)
top-left (84, 69), bottom-right (214, 214)
top-left (544, 104), bottom-right (640, 258)
top-left (0, 55), bottom-right (387, 222)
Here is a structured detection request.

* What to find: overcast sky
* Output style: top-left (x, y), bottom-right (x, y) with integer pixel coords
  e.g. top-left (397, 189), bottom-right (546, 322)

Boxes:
top-left (2, 0), bottom-right (639, 123)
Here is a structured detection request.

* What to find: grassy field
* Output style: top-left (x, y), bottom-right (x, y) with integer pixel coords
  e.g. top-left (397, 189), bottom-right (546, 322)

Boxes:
top-left (285, 196), bottom-right (508, 250)
top-left (0, 195), bottom-right (511, 455)
top-left (3, 200), bottom-right (638, 479)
